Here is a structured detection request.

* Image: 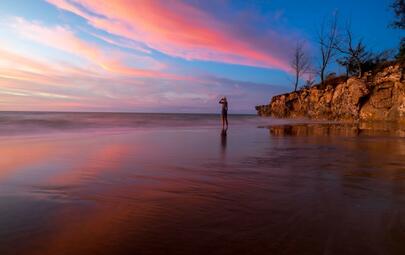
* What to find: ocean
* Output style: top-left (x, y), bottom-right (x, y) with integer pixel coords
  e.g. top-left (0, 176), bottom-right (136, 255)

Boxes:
top-left (0, 112), bottom-right (404, 255)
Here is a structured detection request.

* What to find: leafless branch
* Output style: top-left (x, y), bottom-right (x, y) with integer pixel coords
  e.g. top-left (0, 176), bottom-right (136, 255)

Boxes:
top-left (335, 23), bottom-right (370, 78)
top-left (290, 41), bottom-right (311, 91)
top-left (317, 13), bottom-right (339, 86)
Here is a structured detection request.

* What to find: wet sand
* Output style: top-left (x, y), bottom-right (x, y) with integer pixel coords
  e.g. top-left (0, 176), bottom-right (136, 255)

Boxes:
top-left (0, 113), bottom-right (404, 255)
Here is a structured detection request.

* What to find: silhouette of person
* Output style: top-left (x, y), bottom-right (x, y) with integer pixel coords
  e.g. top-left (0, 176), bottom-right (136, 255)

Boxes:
top-left (219, 97), bottom-right (228, 129)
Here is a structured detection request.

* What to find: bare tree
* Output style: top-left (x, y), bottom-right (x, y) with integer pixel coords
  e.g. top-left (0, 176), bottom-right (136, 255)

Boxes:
top-left (317, 13), bottom-right (339, 86)
top-left (290, 41), bottom-right (310, 91)
top-left (335, 26), bottom-right (371, 78)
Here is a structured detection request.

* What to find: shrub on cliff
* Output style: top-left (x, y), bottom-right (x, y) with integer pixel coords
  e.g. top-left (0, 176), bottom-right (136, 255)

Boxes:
top-left (362, 51), bottom-right (397, 74)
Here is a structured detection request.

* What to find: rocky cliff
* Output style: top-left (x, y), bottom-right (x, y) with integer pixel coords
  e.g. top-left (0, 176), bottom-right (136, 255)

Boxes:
top-left (256, 64), bottom-right (405, 122)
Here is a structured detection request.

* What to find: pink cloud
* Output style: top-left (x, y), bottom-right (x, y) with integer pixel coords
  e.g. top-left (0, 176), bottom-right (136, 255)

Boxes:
top-left (0, 46), bottom-right (94, 87)
top-left (46, 0), bottom-right (294, 71)
top-left (9, 17), bottom-right (181, 80)
top-left (0, 46), bottom-right (191, 112)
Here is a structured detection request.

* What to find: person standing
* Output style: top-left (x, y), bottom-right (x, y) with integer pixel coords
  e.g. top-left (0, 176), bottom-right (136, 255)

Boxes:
top-left (219, 97), bottom-right (228, 129)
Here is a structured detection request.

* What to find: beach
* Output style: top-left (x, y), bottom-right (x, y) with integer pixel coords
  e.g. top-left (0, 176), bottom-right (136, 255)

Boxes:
top-left (0, 112), bottom-right (404, 255)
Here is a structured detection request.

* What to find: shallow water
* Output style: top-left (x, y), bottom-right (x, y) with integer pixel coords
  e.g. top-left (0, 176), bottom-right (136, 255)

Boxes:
top-left (0, 112), bottom-right (404, 255)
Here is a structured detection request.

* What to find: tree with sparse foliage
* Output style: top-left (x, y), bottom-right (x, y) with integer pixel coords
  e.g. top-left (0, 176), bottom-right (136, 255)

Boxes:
top-left (335, 26), bottom-right (371, 78)
top-left (317, 14), bottom-right (339, 86)
top-left (290, 41), bottom-right (310, 91)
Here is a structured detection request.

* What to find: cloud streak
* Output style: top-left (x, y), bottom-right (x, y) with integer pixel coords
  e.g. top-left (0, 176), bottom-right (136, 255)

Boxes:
top-left (9, 17), bottom-right (181, 79)
top-left (46, 0), bottom-right (295, 71)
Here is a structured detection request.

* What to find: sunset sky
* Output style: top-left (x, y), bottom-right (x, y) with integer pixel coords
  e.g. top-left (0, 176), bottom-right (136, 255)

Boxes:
top-left (0, 0), bottom-right (402, 113)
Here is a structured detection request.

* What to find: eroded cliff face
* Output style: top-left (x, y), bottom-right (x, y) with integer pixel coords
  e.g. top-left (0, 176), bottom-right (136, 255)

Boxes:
top-left (256, 64), bottom-right (405, 122)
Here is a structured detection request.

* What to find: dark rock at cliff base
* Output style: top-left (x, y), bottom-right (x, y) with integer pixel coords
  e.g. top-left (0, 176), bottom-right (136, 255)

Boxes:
top-left (256, 64), bottom-right (405, 122)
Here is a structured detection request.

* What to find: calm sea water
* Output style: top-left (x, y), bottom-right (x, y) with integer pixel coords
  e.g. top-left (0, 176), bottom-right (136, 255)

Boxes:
top-left (0, 112), bottom-right (404, 255)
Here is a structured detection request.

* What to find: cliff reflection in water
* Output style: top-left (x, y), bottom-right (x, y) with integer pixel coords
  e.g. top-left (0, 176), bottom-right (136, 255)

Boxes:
top-left (267, 122), bottom-right (405, 137)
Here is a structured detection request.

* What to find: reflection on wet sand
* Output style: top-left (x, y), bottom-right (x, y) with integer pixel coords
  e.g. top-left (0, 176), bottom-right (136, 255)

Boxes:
top-left (0, 141), bottom-right (55, 181)
top-left (266, 123), bottom-right (405, 179)
top-left (0, 123), bottom-right (404, 255)
top-left (220, 128), bottom-right (227, 157)
top-left (267, 122), bottom-right (405, 137)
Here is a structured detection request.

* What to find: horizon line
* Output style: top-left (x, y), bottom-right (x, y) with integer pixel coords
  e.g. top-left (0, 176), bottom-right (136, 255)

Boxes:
top-left (0, 110), bottom-right (257, 116)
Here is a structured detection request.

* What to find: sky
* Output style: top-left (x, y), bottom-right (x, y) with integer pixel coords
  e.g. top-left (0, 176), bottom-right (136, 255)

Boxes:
top-left (0, 0), bottom-right (402, 113)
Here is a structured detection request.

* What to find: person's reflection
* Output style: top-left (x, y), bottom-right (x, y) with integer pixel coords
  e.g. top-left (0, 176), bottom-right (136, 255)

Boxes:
top-left (221, 127), bottom-right (227, 157)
